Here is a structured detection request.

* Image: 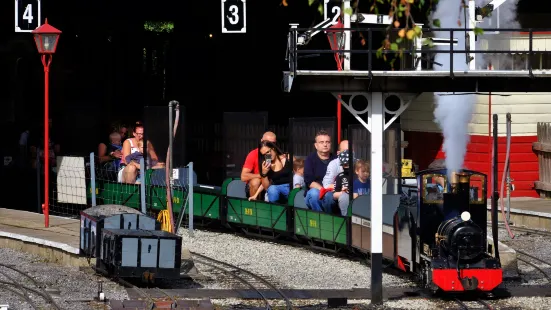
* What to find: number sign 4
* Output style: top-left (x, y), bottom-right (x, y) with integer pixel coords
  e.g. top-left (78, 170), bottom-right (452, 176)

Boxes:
top-left (15, 0), bottom-right (41, 33)
top-left (221, 0), bottom-right (246, 33)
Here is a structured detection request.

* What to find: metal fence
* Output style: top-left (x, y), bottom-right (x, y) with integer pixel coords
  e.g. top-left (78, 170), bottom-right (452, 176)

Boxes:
top-left (46, 152), bottom-right (195, 229)
top-left (48, 155), bottom-right (91, 217)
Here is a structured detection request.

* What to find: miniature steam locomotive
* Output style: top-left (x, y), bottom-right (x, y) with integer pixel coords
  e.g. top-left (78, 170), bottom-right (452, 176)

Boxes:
top-left (395, 169), bottom-right (502, 292)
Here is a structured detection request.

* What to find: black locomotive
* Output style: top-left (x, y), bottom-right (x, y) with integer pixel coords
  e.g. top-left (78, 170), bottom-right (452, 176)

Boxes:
top-left (396, 169), bottom-right (502, 292)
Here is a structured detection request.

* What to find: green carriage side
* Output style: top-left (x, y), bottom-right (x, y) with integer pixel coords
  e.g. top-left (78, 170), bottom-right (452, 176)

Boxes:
top-left (89, 180), bottom-right (141, 210)
top-left (222, 178), bottom-right (292, 238)
top-left (146, 168), bottom-right (222, 224)
top-left (288, 188), bottom-right (349, 250)
top-left (86, 168), bottom-right (222, 225)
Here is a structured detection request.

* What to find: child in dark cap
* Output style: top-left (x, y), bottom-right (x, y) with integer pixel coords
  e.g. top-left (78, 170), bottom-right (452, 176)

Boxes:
top-left (332, 149), bottom-right (351, 215)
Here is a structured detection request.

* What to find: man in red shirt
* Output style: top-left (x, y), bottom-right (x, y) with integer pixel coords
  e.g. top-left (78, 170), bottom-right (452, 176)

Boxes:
top-left (241, 131), bottom-right (277, 198)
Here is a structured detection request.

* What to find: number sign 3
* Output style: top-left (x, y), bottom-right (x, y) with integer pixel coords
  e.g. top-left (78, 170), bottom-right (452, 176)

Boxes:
top-left (221, 0), bottom-right (246, 33)
top-left (15, 0), bottom-right (41, 33)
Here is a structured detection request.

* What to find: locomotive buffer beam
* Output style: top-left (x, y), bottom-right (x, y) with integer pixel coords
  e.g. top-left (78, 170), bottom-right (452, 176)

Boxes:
top-left (460, 276), bottom-right (479, 291)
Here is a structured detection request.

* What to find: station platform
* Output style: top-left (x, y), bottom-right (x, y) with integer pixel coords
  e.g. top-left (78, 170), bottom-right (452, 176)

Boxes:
top-left (0, 208), bottom-right (85, 267)
top-left (486, 197), bottom-right (551, 230)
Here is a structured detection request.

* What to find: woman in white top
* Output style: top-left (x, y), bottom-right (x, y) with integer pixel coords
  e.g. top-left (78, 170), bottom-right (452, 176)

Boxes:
top-left (118, 122), bottom-right (162, 183)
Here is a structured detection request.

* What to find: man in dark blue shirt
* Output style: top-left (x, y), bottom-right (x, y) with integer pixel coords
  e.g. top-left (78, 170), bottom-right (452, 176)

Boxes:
top-left (304, 130), bottom-right (336, 212)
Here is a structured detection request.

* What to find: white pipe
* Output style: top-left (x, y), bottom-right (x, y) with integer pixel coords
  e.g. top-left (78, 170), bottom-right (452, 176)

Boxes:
top-left (343, 0), bottom-right (351, 70)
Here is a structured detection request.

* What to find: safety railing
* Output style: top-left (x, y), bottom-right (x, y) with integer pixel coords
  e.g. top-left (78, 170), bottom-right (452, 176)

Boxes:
top-left (287, 27), bottom-right (551, 78)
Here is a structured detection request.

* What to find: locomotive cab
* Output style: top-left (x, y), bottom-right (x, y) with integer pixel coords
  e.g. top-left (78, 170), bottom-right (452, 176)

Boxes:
top-left (413, 169), bottom-right (502, 292)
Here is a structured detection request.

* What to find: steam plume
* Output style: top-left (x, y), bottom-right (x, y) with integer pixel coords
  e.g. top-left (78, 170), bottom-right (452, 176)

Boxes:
top-left (474, 0), bottom-right (521, 69)
top-left (431, 0), bottom-right (475, 178)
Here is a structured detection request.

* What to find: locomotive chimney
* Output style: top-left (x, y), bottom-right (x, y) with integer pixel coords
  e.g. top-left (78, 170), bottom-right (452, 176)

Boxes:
top-left (456, 172), bottom-right (471, 195)
top-left (450, 170), bottom-right (459, 186)
top-left (450, 171), bottom-right (470, 194)
top-left (443, 171), bottom-right (471, 220)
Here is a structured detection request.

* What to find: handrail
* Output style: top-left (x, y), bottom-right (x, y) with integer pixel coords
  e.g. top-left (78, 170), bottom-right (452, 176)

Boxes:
top-left (287, 27), bottom-right (551, 77)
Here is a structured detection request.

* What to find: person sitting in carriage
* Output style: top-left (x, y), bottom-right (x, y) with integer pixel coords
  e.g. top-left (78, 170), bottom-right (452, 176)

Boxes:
top-left (352, 159), bottom-right (371, 199)
top-left (258, 141), bottom-right (292, 203)
top-left (332, 150), bottom-right (352, 216)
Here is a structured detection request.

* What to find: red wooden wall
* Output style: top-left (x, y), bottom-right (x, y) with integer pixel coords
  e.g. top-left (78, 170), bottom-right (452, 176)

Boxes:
top-left (404, 132), bottom-right (539, 198)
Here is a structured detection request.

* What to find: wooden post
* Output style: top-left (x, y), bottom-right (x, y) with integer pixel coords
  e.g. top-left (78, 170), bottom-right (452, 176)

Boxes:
top-left (533, 122), bottom-right (551, 198)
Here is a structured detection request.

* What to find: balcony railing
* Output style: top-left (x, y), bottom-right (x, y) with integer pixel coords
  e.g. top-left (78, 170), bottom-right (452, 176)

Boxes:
top-left (286, 27), bottom-right (551, 78)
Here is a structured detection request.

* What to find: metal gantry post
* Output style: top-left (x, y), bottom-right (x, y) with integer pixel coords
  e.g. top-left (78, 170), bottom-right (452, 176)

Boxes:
top-left (90, 152), bottom-right (97, 206)
top-left (370, 92), bottom-right (384, 304)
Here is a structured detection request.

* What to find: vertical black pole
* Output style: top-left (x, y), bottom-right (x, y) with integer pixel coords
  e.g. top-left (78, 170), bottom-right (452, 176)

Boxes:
top-left (491, 114), bottom-right (500, 263)
top-left (368, 28), bottom-right (372, 78)
top-left (449, 30), bottom-right (454, 79)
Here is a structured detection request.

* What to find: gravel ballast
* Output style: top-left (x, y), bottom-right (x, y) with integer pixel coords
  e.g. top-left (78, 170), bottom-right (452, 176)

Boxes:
top-left (0, 248), bottom-right (127, 310)
top-left (180, 227), bottom-right (551, 309)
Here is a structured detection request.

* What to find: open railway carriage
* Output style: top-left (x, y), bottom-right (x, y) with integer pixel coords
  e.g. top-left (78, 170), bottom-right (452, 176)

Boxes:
top-left (287, 117), bottom-right (348, 249)
top-left (347, 123), bottom-right (404, 257)
top-left (221, 112), bottom-right (292, 237)
top-left (147, 168), bottom-right (223, 226)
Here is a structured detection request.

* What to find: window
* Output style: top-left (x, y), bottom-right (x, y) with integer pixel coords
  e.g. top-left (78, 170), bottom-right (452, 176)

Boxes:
top-left (422, 173), bottom-right (448, 203)
top-left (468, 173), bottom-right (486, 205)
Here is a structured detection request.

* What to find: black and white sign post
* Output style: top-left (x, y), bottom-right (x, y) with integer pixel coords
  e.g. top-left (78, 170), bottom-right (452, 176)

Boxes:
top-left (221, 0), bottom-right (246, 33)
top-left (324, 0), bottom-right (342, 25)
top-left (15, 0), bottom-right (41, 32)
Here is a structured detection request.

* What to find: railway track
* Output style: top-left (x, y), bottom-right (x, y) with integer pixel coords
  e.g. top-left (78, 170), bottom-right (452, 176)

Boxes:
top-left (490, 224), bottom-right (551, 282)
top-left (190, 251), bottom-right (293, 310)
top-left (514, 249), bottom-right (551, 283)
top-left (494, 223), bottom-right (551, 238)
top-left (117, 278), bottom-right (154, 310)
top-left (0, 263), bottom-right (61, 310)
top-left (454, 298), bottom-right (494, 310)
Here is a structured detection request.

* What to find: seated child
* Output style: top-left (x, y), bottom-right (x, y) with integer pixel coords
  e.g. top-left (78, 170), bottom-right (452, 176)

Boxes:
top-left (105, 132), bottom-right (123, 172)
top-left (353, 159), bottom-right (371, 199)
top-left (333, 150), bottom-right (351, 216)
top-left (293, 157), bottom-right (305, 189)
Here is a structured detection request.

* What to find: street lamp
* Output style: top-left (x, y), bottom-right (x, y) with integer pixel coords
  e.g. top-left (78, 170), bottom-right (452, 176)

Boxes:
top-left (32, 18), bottom-right (61, 228)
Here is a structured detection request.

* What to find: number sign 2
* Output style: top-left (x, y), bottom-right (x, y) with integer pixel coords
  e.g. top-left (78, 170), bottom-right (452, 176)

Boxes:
top-left (221, 0), bottom-right (246, 33)
top-left (15, 0), bottom-right (41, 33)
top-left (324, 0), bottom-right (342, 25)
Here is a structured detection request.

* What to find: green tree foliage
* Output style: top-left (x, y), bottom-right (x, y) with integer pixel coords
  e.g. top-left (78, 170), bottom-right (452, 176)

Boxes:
top-left (144, 21), bottom-right (175, 33)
